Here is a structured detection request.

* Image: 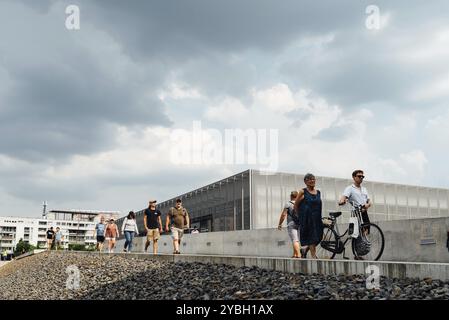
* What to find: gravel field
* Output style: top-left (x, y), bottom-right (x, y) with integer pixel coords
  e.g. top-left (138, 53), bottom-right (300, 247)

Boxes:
top-left (0, 252), bottom-right (448, 300)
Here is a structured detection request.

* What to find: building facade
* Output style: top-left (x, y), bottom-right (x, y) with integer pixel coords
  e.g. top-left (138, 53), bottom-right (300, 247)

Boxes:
top-left (0, 210), bottom-right (120, 253)
top-left (117, 169), bottom-right (449, 234)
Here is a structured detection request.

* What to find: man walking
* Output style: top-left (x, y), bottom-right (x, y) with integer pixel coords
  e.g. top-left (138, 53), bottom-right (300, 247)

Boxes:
top-left (54, 227), bottom-right (64, 250)
top-left (165, 199), bottom-right (190, 254)
top-left (144, 200), bottom-right (163, 254)
top-left (339, 169), bottom-right (372, 259)
top-left (46, 227), bottom-right (55, 251)
top-left (339, 169), bottom-right (372, 224)
top-left (94, 216), bottom-right (106, 252)
top-left (277, 191), bottom-right (303, 258)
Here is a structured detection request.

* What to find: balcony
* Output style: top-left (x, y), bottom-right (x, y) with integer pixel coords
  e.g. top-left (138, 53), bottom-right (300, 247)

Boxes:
top-left (68, 233), bottom-right (86, 237)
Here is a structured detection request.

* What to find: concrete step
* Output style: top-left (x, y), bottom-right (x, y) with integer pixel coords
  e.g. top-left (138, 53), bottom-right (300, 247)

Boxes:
top-left (66, 251), bottom-right (449, 281)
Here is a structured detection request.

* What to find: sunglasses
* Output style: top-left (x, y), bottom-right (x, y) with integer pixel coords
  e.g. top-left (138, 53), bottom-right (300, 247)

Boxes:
top-left (356, 175), bottom-right (365, 179)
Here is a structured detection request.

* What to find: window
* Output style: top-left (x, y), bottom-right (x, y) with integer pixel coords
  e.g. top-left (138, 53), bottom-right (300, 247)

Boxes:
top-left (373, 184), bottom-right (385, 206)
top-left (429, 191), bottom-right (439, 208)
top-left (407, 187), bottom-right (418, 206)
top-left (396, 186), bottom-right (407, 206)
top-left (418, 188), bottom-right (429, 207)
top-left (385, 185), bottom-right (396, 205)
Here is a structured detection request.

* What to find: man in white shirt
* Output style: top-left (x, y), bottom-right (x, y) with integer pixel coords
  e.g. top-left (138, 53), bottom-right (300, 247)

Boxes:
top-left (339, 169), bottom-right (372, 229)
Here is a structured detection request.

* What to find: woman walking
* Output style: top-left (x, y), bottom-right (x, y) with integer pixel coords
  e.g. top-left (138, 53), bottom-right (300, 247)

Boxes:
top-left (295, 173), bottom-right (323, 259)
top-left (105, 218), bottom-right (120, 253)
top-left (122, 211), bottom-right (139, 253)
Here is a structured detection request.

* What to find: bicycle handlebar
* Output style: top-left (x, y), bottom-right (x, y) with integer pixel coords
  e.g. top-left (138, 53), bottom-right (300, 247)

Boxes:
top-left (339, 200), bottom-right (365, 210)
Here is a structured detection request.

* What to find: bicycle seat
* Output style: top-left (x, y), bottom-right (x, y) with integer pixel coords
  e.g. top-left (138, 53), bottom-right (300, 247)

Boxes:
top-left (329, 211), bottom-right (342, 218)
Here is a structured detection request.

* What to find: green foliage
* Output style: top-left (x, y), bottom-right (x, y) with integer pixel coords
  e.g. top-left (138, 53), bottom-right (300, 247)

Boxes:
top-left (68, 243), bottom-right (95, 251)
top-left (14, 239), bottom-right (36, 256)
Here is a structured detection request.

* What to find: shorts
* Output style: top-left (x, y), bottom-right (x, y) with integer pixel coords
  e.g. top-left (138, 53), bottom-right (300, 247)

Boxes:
top-left (287, 221), bottom-right (300, 243)
top-left (105, 237), bottom-right (116, 241)
top-left (96, 236), bottom-right (105, 243)
top-left (146, 228), bottom-right (160, 241)
top-left (55, 240), bottom-right (62, 246)
top-left (171, 227), bottom-right (184, 240)
top-left (361, 210), bottom-right (371, 225)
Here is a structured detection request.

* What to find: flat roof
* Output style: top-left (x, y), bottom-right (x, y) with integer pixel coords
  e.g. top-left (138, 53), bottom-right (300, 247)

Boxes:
top-left (254, 169), bottom-right (449, 191)
top-left (48, 210), bottom-right (120, 215)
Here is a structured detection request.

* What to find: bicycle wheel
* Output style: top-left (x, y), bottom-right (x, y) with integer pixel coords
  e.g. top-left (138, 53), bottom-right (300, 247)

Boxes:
top-left (351, 223), bottom-right (385, 261)
top-left (315, 226), bottom-right (339, 259)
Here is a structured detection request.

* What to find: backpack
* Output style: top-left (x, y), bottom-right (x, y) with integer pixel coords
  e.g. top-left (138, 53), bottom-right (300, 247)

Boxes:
top-left (286, 200), bottom-right (300, 225)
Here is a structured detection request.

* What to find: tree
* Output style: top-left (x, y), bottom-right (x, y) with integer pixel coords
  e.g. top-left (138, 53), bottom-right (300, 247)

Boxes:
top-left (14, 239), bottom-right (35, 256)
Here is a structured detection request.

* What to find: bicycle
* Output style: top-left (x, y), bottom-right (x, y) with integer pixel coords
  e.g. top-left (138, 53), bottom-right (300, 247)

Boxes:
top-left (314, 201), bottom-right (385, 261)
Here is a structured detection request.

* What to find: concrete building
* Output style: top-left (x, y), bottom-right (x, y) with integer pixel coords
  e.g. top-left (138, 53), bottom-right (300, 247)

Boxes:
top-left (117, 169), bottom-right (449, 234)
top-left (0, 210), bottom-right (120, 253)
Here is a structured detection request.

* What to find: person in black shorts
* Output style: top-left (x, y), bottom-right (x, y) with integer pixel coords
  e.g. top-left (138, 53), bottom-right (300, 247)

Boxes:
top-left (46, 227), bottom-right (55, 251)
top-left (94, 216), bottom-right (107, 252)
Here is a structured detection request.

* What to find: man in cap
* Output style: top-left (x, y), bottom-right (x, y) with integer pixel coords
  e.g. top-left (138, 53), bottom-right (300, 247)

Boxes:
top-left (165, 199), bottom-right (190, 254)
top-left (144, 200), bottom-right (163, 254)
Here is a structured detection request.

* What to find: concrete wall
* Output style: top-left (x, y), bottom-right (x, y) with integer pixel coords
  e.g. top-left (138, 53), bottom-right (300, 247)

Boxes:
top-left (69, 251), bottom-right (449, 281)
top-left (117, 217), bottom-right (449, 263)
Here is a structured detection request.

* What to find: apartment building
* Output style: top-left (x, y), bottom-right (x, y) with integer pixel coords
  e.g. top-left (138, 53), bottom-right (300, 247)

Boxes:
top-left (0, 210), bottom-right (120, 253)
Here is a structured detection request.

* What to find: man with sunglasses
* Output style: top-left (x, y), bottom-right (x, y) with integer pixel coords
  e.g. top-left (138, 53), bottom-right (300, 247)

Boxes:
top-left (339, 170), bottom-right (372, 231)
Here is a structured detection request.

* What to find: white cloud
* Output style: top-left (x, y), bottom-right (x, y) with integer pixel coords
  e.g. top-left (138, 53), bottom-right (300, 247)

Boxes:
top-left (400, 150), bottom-right (428, 173)
top-left (158, 83), bottom-right (203, 101)
top-left (403, 28), bottom-right (449, 64)
top-left (204, 97), bottom-right (249, 123)
top-left (251, 83), bottom-right (296, 113)
top-left (412, 73), bottom-right (449, 102)
top-left (3, 1), bottom-right (449, 217)
top-left (376, 150), bottom-right (428, 184)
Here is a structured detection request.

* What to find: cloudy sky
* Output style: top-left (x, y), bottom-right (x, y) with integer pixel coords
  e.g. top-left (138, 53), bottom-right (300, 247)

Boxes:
top-left (1, 0), bottom-right (448, 217)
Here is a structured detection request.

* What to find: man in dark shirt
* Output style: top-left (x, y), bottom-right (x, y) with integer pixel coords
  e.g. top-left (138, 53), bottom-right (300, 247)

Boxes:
top-left (46, 227), bottom-right (55, 251)
top-left (144, 200), bottom-right (163, 254)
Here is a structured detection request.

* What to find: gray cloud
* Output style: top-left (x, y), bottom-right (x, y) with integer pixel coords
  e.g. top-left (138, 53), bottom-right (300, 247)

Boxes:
top-left (1, 0), bottom-right (449, 216)
top-left (0, 0), bottom-right (172, 162)
top-left (84, 0), bottom-right (362, 59)
top-left (49, 0), bottom-right (368, 101)
top-left (314, 125), bottom-right (351, 142)
top-left (279, 2), bottom-right (449, 109)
